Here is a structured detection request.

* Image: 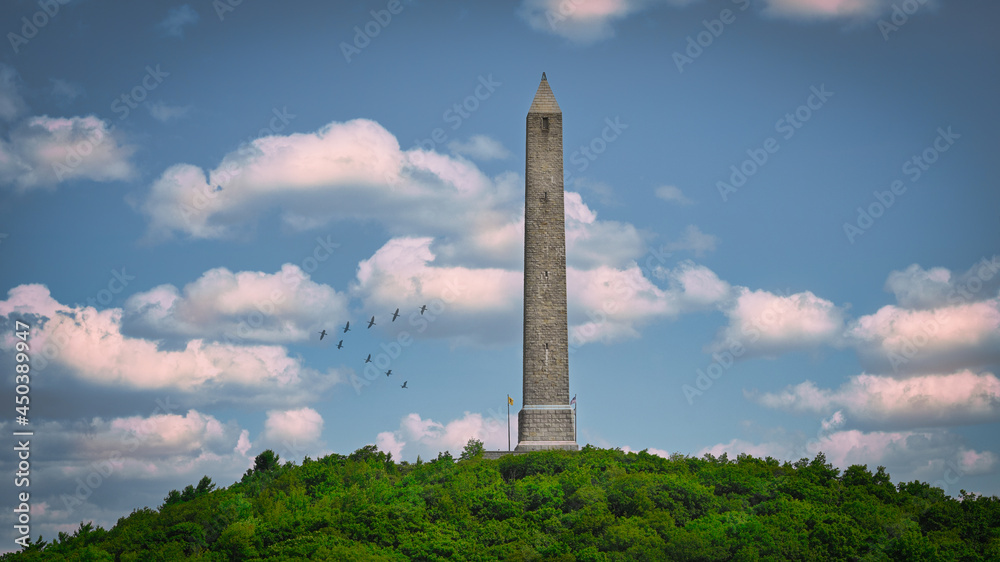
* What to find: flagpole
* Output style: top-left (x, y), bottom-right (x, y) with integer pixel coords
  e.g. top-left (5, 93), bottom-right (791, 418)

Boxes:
top-left (507, 395), bottom-right (511, 451)
top-left (572, 394), bottom-right (577, 444)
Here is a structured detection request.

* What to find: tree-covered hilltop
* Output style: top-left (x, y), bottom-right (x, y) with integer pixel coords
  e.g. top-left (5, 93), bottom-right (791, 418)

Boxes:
top-left (6, 444), bottom-right (999, 561)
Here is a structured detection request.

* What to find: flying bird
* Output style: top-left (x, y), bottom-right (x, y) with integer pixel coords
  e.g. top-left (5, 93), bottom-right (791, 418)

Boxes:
top-left (367, 316), bottom-right (376, 329)
top-left (419, 304), bottom-right (427, 315)
top-left (343, 321), bottom-right (350, 333)
top-left (336, 340), bottom-right (343, 349)
top-left (365, 354), bottom-right (372, 363)
top-left (318, 329), bottom-right (327, 340)
top-left (401, 381), bottom-right (408, 389)
top-left (391, 308), bottom-right (400, 322)
top-left (385, 369), bottom-right (392, 376)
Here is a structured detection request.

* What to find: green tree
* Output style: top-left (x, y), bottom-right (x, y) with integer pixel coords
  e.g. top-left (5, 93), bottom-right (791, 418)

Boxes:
top-left (195, 475), bottom-right (216, 495)
top-left (254, 450), bottom-right (280, 473)
top-left (459, 438), bottom-right (485, 460)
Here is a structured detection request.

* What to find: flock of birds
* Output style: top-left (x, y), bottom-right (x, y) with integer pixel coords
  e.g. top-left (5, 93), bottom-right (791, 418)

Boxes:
top-left (318, 305), bottom-right (428, 389)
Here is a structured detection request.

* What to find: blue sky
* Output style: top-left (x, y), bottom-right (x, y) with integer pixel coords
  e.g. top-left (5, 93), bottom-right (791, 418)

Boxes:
top-left (1, 0), bottom-right (998, 548)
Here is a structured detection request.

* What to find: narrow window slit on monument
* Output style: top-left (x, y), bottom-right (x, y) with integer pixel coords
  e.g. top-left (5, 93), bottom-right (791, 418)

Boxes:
top-left (542, 117), bottom-right (549, 130)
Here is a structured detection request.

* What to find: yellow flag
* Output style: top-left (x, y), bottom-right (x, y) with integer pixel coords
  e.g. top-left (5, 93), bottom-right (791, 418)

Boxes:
top-left (508, 395), bottom-right (514, 405)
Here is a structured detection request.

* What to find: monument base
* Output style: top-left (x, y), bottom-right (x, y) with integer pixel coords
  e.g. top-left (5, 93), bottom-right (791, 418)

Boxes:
top-left (514, 441), bottom-right (579, 452)
top-left (516, 405), bottom-right (577, 451)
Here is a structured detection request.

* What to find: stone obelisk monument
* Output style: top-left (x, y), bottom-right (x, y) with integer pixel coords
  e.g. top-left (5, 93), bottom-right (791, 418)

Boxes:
top-left (515, 73), bottom-right (578, 452)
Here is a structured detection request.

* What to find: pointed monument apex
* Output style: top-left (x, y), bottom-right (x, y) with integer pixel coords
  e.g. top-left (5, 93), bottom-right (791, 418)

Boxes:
top-left (528, 73), bottom-right (561, 114)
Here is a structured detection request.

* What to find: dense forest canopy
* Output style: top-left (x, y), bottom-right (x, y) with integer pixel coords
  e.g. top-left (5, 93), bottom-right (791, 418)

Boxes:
top-left (5, 444), bottom-right (998, 560)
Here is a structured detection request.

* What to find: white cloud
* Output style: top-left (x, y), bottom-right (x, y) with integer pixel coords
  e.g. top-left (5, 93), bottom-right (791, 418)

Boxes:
top-left (137, 117), bottom-right (730, 348)
top-left (376, 431), bottom-right (406, 459)
top-left (571, 177), bottom-right (619, 206)
top-left (565, 191), bottom-right (645, 269)
top-left (0, 64), bottom-right (27, 121)
top-left (123, 264), bottom-right (349, 344)
top-left (621, 446), bottom-right (671, 458)
top-left (665, 225), bottom-right (717, 257)
top-left (751, 370), bottom-right (1000, 429)
top-left (448, 134), bottom-right (511, 161)
top-left (654, 185), bottom-right (692, 205)
top-left (0, 284), bottom-right (344, 405)
top-left (885, 263), bottom-right (954, 310)
top-left (49, 78), bottom-right (85, 105)
top-left (235, 429), bottom-right (252, 456)
top-left (157, 4), bottom-right (200, 37)
top-left (262, 407), bottom-right (324, 445)
top-left (148, 101), bottom-right (192, 122)
top-left (709, 288), bottom-right (846, 358)
top-left (137, 118), bottom-right (521, 248)
top-left (885, 258), bottom-right (1000, 310)
top-left (0, 115), bottom-right (135, 191)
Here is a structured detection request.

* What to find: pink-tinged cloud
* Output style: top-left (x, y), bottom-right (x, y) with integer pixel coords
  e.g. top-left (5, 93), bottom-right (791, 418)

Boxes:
top-left (123, 263), bottom-right (349, 344)
top-left (0, 284), bottom-right (343, 404)
top-left (809, 429), bottom-right (997, 480)
top-left (762, 0), bottom-right (890, 19)
top-left (568, 260), bottom-right (730, 345)
top-left (517, 0), bottom-right (703, 43)
top-left (30, 409), bottom-right (255, 481)
top-left (847, 298), bottom-right (1000, 374)
top-left (106, 410), bottom-right (229, 459)
top-left (0, 411), bottom-right (255, 544)
top-left (518, 0), bottom-right (910, 43)
top-left (751, 370), bottom-right (1000, 429)
top-left (709, 288), bottom-right (846, 358)
top-left (701, 428), bottom-right (997, 488)
top-left (0, 115), bottom-right (135, 191)
top-left (354, 236), bottom-right (521, 314)
top-left (354, 236), bottom-right (729, 347)
top-left (351, 236), bottom-right (522, 345)
top-left (698, 438), bottom-right (797, 461)
top-left (376, 411), bottom-right (515, 460)
top-left (517, 0), bottom-right (637, 43)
